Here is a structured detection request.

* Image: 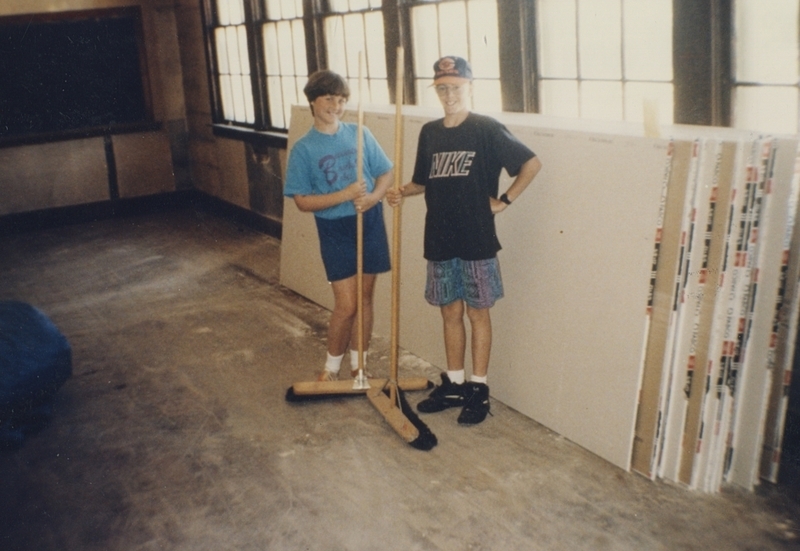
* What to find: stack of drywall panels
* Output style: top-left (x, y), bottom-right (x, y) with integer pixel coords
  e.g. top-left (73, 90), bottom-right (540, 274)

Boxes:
top-left (279, 104), bottom-right (800, 493)
top-left (630, 128), bottom-right (800, 492)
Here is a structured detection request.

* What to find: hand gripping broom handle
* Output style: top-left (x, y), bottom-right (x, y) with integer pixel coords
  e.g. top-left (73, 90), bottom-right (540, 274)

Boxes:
top-left (389, 47), bottom-right (404, 405)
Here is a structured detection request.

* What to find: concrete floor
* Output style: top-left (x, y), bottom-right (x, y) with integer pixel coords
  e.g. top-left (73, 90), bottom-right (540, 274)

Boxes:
top-left (1, 207), bottom-right (798, 551)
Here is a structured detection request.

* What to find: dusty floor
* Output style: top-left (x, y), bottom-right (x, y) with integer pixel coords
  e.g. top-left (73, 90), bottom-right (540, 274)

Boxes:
top-left (0, 208), bottom-right (798, 551)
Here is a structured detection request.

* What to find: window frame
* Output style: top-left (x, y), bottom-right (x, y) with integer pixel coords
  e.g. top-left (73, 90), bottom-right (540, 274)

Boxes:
top-left (199, 0), bottom-right (761, 146)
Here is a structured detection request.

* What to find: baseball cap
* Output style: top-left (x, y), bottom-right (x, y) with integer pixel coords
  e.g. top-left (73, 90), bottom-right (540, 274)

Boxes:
top-left (433, 56), bottom-right (473, 83)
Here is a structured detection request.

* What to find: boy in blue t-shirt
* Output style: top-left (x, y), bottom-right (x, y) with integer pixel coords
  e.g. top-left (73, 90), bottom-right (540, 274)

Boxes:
top-left (284, 70), bottom-right (394, 381)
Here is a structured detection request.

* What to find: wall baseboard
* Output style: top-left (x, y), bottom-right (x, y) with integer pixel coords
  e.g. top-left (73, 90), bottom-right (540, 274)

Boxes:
top-left (0, 191), bottom-right (282, 239)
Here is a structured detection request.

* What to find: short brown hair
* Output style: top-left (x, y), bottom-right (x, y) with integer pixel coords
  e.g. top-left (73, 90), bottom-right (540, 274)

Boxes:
top-left (303, 70), bottom-right (350, 103)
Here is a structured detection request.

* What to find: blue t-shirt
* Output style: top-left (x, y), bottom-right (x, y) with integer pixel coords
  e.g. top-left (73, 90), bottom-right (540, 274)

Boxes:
top-left (284, 122), bottom-right (393, 220)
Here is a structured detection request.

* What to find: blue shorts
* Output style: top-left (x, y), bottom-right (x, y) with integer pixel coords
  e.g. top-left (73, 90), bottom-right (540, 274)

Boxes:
top-left (315, 202), bottom-right (391, 282)
top-left (425, 257), bottom-right (504, 309)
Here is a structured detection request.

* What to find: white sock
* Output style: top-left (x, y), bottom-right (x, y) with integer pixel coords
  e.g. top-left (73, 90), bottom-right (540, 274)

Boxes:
top-left (447, 369), bottom-right (466, 385)
top-left (325, 352), bottom-right (344, 374)
top-left (471, 374), bottom-right (488, 384)
top-left (350, 349), bottom-right (367, 371)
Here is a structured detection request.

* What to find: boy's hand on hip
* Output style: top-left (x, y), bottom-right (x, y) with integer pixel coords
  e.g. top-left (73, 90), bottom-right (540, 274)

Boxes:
top-left (490, 197), bottom-right (509, 214)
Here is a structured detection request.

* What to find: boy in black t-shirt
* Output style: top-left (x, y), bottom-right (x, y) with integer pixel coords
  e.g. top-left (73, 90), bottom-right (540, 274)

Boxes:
top-left (387, 56), bottom-right (542, 424)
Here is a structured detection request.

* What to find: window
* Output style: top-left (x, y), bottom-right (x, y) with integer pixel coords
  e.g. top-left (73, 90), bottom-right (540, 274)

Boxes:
top-left (212, 0), bottom-right (255, 125)
top-left (262, 0), bottom-right (308, 129)
top-left (324, 0), bottom-right (389, 105)
top-left (409, 0), bottom-right (502, 112)
top-left (536, 0), bottom-right (673, 125)
top-left (0, 8), bottom-right (152, 143)
top-left (733, 0), bottom-right (800, 134)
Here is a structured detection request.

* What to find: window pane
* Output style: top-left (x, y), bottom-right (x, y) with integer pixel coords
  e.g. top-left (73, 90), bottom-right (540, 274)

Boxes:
top-left (243, 75), bottom-right (255, 123)
top-left (329, 0), bottom-right (349, 12)
top-left (226, 26), bottom-right (241, 75)
top-left (237, 25), bottom-right (250, 75)
top-left (472, 79), bottom-right (502, 113)
top-left (343, 14), bottom-right (366, 81)
top-left (325, 16), bottom-right (348, 76)
top-left (537, 0), bottom-right (577, 78)
top-left (540, 79), bottom-right (580, 117)
top-left (364, 11), bottom-right (387, 79)
top-left (412, 5), bottom-right (440, 78)
top-left (276, 21), bottom-right (295, 75)
top-left (220, 0), bottom-right (244, 25)
top-left (282, 0), bottom-right (299, 19)
top-left (468, 0), bottom-right (500, 79)
top-left (623, 81), bottom-right (673, 124)
top-left (263, 24), bottom-right (280, 75)
top-left (292, 20), bottom-right (308, 75)
top-left (267, 76), bottom-right (285, 128)
top-left (368, 78), bottom-right (391, 104)
top-left (281, 77), bottom-right (298, 122)
top-left (623, 0), bottom-right (672, 81)
top-left (416, 78), bottom-right (440, 109)
top-left (231, 74), bottom-right (246, 121)
top-left (220, 74), bottom-right (234, 119)
top-left (217, 0), bottom-right (231, 25)
top-left (578, 0), bottom-right (622, 80)
top-left (264, 0), bottom-right (282, 19)
top-left (735, 0), bottom-right (799, 84)
top-left (215, 28), bottom-right (230, 74)
top-left (734, 86), bottom-right (799, 134)
top-left (439, 2), bottom-right (469, 58)
top-left (580, 80), bottom-right (623, 120)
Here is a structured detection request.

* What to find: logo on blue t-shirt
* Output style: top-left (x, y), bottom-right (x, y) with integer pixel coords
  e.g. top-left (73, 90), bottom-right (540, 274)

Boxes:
top-left (319, 148), bottom-right (357, 187)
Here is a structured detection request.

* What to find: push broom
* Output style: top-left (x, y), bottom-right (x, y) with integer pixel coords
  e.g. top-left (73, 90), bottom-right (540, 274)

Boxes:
top-left (284, 51), bottom-right (432, 405)
top-left (364, 47), bottom-right (437, 450)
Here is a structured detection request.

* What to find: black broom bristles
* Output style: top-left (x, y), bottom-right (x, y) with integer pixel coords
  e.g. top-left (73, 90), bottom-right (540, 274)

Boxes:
top-left (390, 386), bottom-right (437, 451)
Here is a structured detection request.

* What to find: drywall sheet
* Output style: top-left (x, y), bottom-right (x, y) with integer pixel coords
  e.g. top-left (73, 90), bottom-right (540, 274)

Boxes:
top-left (490, 126), bottom-right (671, 470)
top-left (630, 140), bottom-right (694, 478)
top-left (0, 137), bottom-right (109, 215)
top-left (677, 140), bottom-right (740, 485)
top-left (653, 139), bottom-right (703, 480)
top-left (280, 107), bottom-right (335, 312)
top-left (282, 105), bottom-right (681, 470)
top-left (113, 131), bottom-right (176, 198)
top-left (696, 138), bottom-right (771, 492)
top-left (727, 137), bottom-right (800, 489)
top-left (760, 144), bottom-right (800, 483)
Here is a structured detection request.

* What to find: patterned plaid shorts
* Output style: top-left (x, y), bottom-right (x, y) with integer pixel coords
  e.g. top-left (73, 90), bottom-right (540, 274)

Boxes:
top-left (425, 257), bottom-right (504, 309)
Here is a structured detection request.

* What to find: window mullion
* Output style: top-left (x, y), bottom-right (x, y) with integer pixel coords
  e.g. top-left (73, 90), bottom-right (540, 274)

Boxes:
top-left (304, 0), bottom-right (324, 74)
top-left (202, 0), bottom-right (226, 125)
top-left (244, 0), bottom-right (270, 129)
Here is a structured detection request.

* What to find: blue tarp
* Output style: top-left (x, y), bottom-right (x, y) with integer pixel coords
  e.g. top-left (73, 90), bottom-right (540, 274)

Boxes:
top-left (0, 301), bottom-right (72, 449)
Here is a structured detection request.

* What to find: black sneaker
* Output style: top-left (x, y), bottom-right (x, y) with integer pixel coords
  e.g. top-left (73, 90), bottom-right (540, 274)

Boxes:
top-left (457, 382), bottom-right (491, 425)
top-left (417, 373), bottom-right (465, 413)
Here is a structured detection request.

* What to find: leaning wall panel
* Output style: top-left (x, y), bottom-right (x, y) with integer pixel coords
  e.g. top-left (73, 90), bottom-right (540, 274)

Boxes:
top-left (280, 104), bottom-right (672, 470)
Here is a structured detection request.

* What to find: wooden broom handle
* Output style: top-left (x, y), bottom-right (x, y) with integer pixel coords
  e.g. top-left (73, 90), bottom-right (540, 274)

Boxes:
top-left (390, 47), bottom-right (404, 399)
top-left (356, 52), bottom-right (365, 373)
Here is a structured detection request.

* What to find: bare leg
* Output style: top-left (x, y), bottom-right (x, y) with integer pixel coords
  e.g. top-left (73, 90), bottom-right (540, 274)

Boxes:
top-left (440, 300), bottom-right (466, 371)
top-left (348, 273), bottom-right (378, 353)
top-left (466, 306), bottom-right (492, 378)
top-left (328, 275), bottom-right (358, 357)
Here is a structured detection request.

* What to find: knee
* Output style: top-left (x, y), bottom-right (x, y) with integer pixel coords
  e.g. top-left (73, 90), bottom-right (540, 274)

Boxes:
top-left (441, 300), bottom-right (465, 323)
top-left (333, 299), bottom-right (358, 320)
top-left (466, 306), bottom-right (491, 325)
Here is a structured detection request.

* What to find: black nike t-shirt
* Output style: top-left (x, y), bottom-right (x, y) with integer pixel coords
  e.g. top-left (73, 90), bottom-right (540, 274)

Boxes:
top-left (412, 112), bottom-right (536, 261)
